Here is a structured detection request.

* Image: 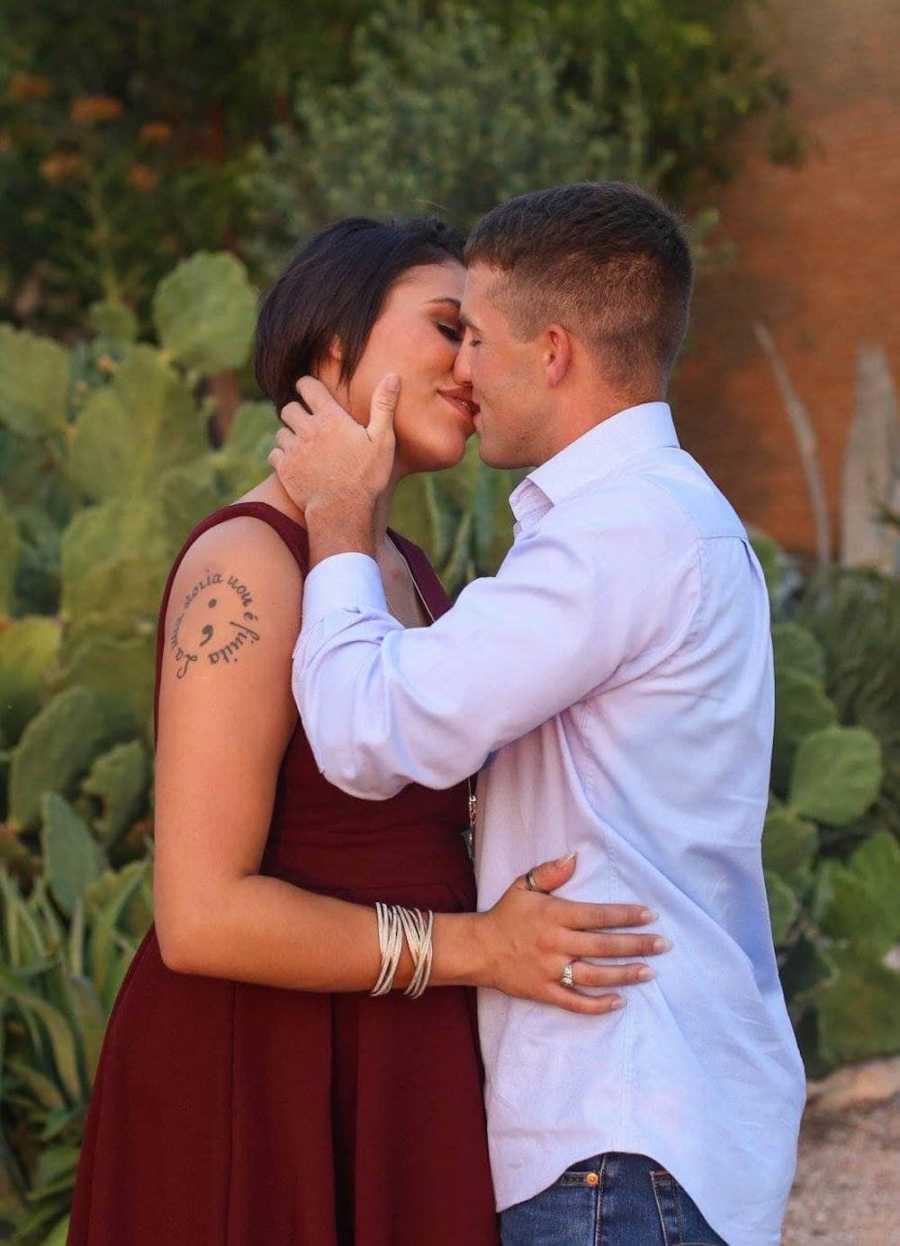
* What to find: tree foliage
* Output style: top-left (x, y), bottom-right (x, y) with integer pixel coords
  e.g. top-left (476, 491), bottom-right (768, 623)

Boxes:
top-left (0, 0), bottom-right (791, 331)
top-left (0, 0), bottom-right (377, 327)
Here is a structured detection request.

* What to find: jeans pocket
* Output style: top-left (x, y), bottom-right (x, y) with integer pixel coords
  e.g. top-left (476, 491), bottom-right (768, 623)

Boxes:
top-left (501, 1167), bottom-right (601, 1246)
top-left (649, 1171), bottom-right (728, 1246)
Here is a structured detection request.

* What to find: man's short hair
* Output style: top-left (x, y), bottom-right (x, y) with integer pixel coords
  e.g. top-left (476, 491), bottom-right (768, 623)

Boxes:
top-left (464, 182), bottom-right (693, 391)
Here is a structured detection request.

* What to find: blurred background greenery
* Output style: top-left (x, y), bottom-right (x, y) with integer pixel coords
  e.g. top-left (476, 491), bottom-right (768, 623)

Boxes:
top-left (1, 3), bottom-right (898, 1242)
top-left (0, 0), bottom-right (792, 331)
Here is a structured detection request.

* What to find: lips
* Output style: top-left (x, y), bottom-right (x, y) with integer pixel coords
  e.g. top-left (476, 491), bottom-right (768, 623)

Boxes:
top-left (438, 388), bottom-right (480, 419)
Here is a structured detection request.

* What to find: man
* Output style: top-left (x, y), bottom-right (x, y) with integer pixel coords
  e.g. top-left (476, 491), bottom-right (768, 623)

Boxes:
top-left (269, 182), bottom-right (806, 1245)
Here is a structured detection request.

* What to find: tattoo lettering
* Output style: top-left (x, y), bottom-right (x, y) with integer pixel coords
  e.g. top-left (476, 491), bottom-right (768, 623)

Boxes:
top-left (207, 619), bottom-right (261, 666)
top-left (169, 568), bottom-right (262, 680)
top-left (170, 611), bottom-right (198, 680)
top-left (183, 571), bottom-right (222, 610)
top-left (227, 575), bottom-right (254, 609)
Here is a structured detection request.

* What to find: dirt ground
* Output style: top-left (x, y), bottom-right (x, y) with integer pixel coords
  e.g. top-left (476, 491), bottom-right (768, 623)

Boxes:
top-left (783, 1098), bottom-right (900, 1244)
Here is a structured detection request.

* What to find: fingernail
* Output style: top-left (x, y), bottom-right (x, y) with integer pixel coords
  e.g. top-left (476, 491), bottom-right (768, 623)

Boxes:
top-left (609, 996), bottom-right (626, 1010)
top-left (555, 850), bottom-right (577, 865)
top-left (637, 966), bottom-right (655, 981)
top-left (652, 936), bottom-right (672, 953)
top-left (640, 909), bottom-right (658, 922)
top-left (383, 372), bottom-right (401, 392)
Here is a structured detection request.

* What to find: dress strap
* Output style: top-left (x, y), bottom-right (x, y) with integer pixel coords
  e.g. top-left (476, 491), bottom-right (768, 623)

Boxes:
top-left (388, 529), bottom-right (452, 620)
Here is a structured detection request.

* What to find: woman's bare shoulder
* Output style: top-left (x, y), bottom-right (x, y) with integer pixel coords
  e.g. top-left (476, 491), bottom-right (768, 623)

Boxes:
top-left (162, 515), bottom-right (304, 685)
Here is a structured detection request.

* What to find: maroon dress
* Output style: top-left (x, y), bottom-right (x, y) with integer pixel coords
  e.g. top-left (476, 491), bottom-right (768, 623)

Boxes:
top-left (68, 502), bottom-right (499, 1245)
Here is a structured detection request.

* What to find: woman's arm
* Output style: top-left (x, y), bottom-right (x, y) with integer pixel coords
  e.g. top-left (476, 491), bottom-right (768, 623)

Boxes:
top-left (154, 517), bottom-right (665, 1015)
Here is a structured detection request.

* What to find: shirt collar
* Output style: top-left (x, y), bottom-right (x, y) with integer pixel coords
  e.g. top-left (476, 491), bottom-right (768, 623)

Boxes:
top-left (509, 401), bottom-right (679, 523)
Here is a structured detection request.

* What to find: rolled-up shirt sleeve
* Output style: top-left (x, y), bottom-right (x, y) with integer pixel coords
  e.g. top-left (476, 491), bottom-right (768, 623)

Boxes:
top-left (292, 498), bottom-right (700, 799)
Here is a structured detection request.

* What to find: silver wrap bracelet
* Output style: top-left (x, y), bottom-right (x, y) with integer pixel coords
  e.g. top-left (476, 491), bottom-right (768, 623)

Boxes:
top-left (370, 902), bottom-right (435, 999)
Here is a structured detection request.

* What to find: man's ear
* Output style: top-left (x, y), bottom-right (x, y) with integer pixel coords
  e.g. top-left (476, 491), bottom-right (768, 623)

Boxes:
top-left (544, 325), bottom-right (573, 387)
top-left (327, 335), bottom-right (343, 365)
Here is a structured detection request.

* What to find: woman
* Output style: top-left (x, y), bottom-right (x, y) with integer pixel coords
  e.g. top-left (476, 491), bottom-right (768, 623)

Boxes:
top-left (68, 218), bottom-right (663, 1245)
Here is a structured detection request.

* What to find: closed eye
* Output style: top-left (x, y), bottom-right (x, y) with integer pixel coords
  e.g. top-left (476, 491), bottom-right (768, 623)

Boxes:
top-left (437, 323), bottom-right (463, 343)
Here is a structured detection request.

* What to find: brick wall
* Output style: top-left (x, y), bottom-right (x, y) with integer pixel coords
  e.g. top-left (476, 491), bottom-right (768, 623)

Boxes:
top-left (672, 0), bottom-right (900, 556)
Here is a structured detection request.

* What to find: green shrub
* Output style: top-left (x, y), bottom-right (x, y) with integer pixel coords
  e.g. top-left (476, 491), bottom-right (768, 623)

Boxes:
top-left (1, 1), bottom-right (791, 332)
top-left (0, 251), bottom-right (276, 886)
top-left (0, 860), bottom-right (152, 1244)
top-left (755, 540), bottom-right (900, 1076)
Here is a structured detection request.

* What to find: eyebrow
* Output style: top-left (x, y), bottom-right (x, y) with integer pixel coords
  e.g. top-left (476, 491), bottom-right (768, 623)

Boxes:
top-left (425, 297), bottom-right (461, 309)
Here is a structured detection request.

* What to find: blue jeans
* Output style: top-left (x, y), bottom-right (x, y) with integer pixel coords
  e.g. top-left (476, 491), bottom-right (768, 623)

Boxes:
top-left (500, 1152), bottom-right (728, 1246)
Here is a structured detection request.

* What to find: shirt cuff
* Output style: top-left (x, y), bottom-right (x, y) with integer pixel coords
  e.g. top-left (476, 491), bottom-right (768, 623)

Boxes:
top-left (300, 552), bottom-right (388, 632)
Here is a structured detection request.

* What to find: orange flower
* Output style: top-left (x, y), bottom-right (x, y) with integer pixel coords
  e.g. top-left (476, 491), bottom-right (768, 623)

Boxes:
top-left (128, 162), bottom-right (158, 192)
top-left (70, 96), bottom-right (123, 124)
top-left (39, 152), bottom-right (84, 184)
top-left (7, 73), bottom-right (52, 102)
top-left (139, 121), bottom-right (172, 145)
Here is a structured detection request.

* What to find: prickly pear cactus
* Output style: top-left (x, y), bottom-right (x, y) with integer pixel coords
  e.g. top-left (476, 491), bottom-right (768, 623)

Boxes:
top-left (67, 346), bottom-right (207, 503)
top-left (153, 251), bottom-right (258, 374)
top-left (772, 621), bottom-right (825, 683)
top-left (60, 632), bottom-right (156, 739)
top-left (88, 298), bottom-right (138, 343)
top-left (41, 792), bottom-right (108, 916)
top-left (789, 725), bottom-right (883, 826)
top-left (59, 498), bottom-right (175, 644)
top-left (760, 537), bottom-right (899, 1072)
top-left (0, 493), bottom-right (21, 617)
top-left (0, 325), bottom-right (71, 439)
top-left (772, 667), bottom-right (837, 792)
top-left (762, 803), bottom-right (818, 893)
top-left (211, 402), bottom-right (279, 498)
top-left (814, 832), bottom-right (900, 1066)
top-left (8, 687), bottom-right (109, 831)
top-left (0, 615), bottom-right (61, 747)
top-left (82, 741), bottom-right (149, 845)
top-left (0, 251), bottom-right (263, 887)
top-left (749, 529), bottom-right (787, 609)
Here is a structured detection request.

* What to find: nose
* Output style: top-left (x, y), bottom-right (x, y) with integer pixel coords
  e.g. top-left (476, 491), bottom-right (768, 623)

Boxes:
top-left (453, 340), bottom-right (472, 385)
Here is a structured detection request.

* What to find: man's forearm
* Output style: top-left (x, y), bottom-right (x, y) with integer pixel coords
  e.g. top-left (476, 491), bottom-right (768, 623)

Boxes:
top-left (304, 496), bottom-right (378, 569)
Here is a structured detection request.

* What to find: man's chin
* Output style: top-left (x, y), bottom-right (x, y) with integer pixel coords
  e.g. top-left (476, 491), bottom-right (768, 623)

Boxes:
top-left (476, 438), bottom-right (519, 471)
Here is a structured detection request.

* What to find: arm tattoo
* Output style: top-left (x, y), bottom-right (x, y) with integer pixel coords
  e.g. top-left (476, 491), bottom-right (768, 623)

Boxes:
top-left (169, 569), bottom-right (262, 680)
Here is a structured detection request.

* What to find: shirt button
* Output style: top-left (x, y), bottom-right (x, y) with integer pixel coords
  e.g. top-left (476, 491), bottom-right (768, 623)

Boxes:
top-left (585, 1172), bottom-right (600, 1187)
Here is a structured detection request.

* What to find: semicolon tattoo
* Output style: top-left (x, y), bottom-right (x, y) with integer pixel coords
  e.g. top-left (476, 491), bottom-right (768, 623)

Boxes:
top-left (169, 568), bottom-right (262, 680)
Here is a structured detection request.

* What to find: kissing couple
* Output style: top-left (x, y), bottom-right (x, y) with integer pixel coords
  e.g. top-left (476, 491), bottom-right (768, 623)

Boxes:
top-left (69, 181), bottom-right (805, 1246)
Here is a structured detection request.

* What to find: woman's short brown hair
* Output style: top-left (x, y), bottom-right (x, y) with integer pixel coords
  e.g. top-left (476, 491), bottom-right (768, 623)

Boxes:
top-left (255, 216), bottom-right (464, 414)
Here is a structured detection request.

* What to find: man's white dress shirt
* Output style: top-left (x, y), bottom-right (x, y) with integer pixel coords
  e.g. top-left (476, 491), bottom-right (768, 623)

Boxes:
top-left (292, 402), bottom-right (806, 1246)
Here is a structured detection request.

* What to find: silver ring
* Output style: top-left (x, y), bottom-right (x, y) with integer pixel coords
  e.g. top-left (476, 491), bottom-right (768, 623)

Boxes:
top-left (525, 868), bottom-right (540, 892)
top-left (560, 961), bottom-right (575, 989)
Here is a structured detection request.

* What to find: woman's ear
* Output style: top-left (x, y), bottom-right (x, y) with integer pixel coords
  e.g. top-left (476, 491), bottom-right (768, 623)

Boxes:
top-left (316, 340), bottom-right (344, 397)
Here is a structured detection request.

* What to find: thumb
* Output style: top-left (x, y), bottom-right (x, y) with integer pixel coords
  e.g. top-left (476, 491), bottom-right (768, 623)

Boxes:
top-left (368, 372), bottom-right (401, 441)
top-left (524, 851), bottom-right (577, 894)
